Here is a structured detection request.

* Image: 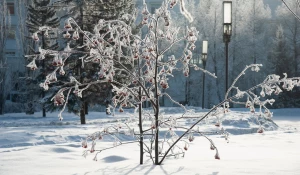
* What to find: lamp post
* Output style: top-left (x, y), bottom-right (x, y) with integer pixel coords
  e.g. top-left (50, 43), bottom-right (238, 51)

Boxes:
top-left (202, 40), bottom-right (208, 109)
top-left (223, 1), bottom-right (232, 95)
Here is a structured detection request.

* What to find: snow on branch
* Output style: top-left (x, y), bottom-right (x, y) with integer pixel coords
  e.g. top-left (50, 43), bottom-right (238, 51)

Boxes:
top-left (26, 0), bottom-right (300, 166)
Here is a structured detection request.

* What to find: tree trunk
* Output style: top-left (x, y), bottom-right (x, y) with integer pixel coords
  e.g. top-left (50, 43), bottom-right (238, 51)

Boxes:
top-left (79, 5), bottom-right (86, 124)
top-left (80, 103), bottom-right (86, 124)
top-left (0, 91), bottom-right (4, 115)
top-left (0, 68), bottom-right (5, 115)
top-left (84, 101), bottom-right (88, 115)
top-left (154, 110), bottom-right (159, 165)
top-left (138, 86), bottom-right (144, 164)
top-left (138, 58), bottom-right (144, 164)
top-left (42, 32), bottom-right (46, 117)
top-left (154, 53), bottom-right (160, 165)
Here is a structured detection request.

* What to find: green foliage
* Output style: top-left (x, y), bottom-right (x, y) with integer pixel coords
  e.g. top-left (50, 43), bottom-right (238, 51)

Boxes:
top-left (26, 0), bottom-right (59, 33)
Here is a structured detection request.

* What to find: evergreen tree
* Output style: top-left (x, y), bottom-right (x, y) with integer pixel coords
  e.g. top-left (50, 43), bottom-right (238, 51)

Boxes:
top-left (45, 0), bottom-right (136, 124)
top-left (26, 0), bottom-right (60, 116)
top-left (81, 0), bottom-right (136, 115)
top-left (83, 0), bottom-right (135, 30)
top-left (270, 25), bottom-right (293, 77)
top-left (268, 25), bottom-right (300, 108)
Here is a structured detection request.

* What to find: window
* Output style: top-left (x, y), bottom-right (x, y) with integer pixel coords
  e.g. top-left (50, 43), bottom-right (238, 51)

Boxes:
top-left (5, 51), bottom-right (15, 56)
top-left (5, 50), bottom-right (17, 59)
top-left (191, 56), bottom-right (200, 65)
top-left (7, 2), bottom-right (14, 15)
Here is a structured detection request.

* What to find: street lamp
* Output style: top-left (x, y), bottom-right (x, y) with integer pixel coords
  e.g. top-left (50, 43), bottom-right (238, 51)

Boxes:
top-left (223, 1), bottom-right (232, 95)
top-left (202, 40), bottom-right (208, 109)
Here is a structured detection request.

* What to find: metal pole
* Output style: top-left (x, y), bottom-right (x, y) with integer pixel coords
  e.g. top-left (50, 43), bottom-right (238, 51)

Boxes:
top-left (225, 41), bottom-right (229, 95)
top-left (202, 73), bottom-right (205, 109)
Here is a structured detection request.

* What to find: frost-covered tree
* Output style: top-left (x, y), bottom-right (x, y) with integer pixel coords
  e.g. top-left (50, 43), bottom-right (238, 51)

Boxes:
top-left (169, 0), bottom-right (273, 107)
top-left (0, 0), bottom-right (11, 115)
top-left (80, 0), bottom-right (136, 117)
top-left (26, 0), bottom-right (300, 166)
top-left (228, 0), bottom-right (272, 96)
top-left (26, 0), bottom-right (60, 117)
top-left (274, 1), bottom-right (300, 107)
top-left (268, 25), bottom-right (299, 107)
top-left (276, 0), bottom-right (300, 76)
top-left (269, 25), bottom-right (293, 76)
top-left (193, 0), bottom-right (224, 106)
top-left (83, 0), bottom-right (135, 30)
top-left (27, 0), bottom-right (218, 164)
top-left (44, 0), bottom-right (137, 123)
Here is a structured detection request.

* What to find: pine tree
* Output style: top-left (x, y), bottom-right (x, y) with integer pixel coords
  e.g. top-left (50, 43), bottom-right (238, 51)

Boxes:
top-left (270, 25), bottom-right (293, 77)
top-left (83, 0), bottom-right (135, 30)
top-left (274, 1), bottom-right (300, 107)
top-left (268, 25), bottom-right (299, 108)
top-left (82, 0), bottom-right (135, 113)
top-left (45, 0), bottom-right (136, 124)
top-left (26, 0), bottom-right (60, 116)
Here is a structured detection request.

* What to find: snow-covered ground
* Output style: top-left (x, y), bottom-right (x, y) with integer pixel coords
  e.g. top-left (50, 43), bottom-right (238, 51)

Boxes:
top-left (0, 108), bottom-right (299, 175)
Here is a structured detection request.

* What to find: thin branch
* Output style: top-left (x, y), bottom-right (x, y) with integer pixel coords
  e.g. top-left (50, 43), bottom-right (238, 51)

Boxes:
top-left (281, 0), bottom-right (300, 22)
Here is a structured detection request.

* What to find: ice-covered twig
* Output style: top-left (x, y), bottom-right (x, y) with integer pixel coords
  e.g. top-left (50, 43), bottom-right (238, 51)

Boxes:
top-left (225, 64), bottom-right (262, 100)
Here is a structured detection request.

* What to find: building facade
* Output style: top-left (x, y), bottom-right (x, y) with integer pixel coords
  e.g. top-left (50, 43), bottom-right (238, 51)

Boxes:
top-left (3, 0), bottom-right (29, 112)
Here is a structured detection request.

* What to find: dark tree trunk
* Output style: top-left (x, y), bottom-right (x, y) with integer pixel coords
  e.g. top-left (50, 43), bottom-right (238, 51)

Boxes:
top-left (0, 67), bottom-right (4, 115)
top-left (79, 5), bottom-right (86, 124)
top-left (80, 103), bottom-right (86, 124)
top-left (84, 101), bottom-right (88, 115)
top-left (154, 111), bottom-right (159, 165)
top-left (138, 58), bottom-right (144, 164)
top-left (42, 32), bottom-right (46, 117)
top-left (139, 87), bottom-right (144, 164)
top-left (0, 92), bottom-right (4, 115)
top-left (154, 54), bottom-right (160, 165)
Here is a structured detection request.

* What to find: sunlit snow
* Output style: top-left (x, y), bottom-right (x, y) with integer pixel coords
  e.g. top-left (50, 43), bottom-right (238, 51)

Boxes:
top-left (0, 108), bottom-right (299, 175)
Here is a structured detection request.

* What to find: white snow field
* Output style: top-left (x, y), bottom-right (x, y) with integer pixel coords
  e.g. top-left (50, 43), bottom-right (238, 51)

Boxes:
top-left (0, 108), bottom-right (299, 175)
